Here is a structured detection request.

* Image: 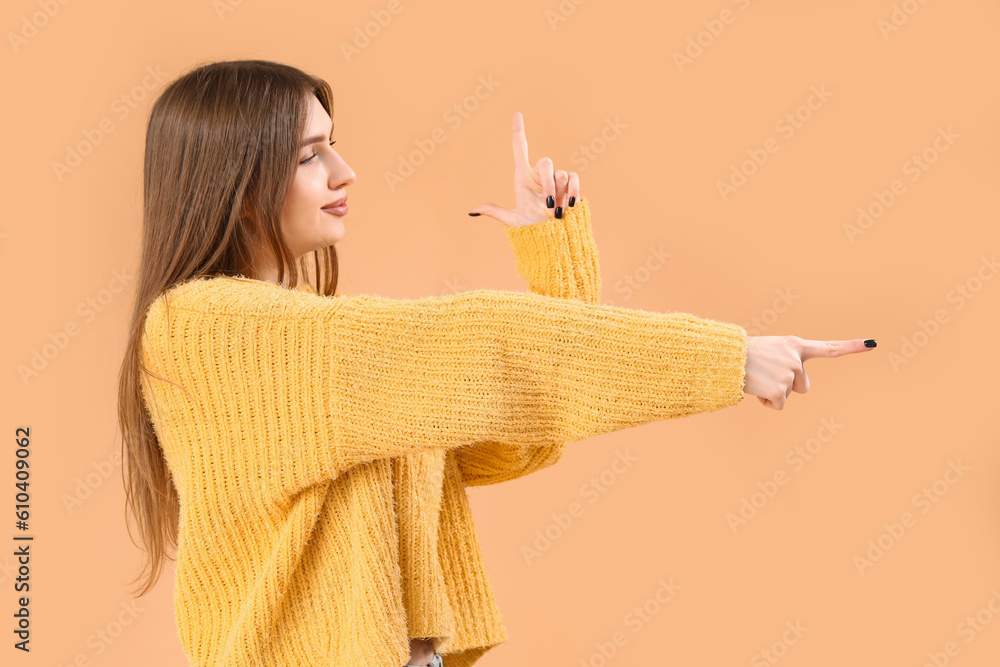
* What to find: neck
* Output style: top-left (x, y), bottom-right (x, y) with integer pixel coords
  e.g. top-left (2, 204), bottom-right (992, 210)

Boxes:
top-left (253, 262), bottom-right (285, 286)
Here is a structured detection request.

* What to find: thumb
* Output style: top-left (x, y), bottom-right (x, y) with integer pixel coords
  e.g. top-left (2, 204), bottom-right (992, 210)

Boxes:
top-left (468, 203), bottom-right (512, 225)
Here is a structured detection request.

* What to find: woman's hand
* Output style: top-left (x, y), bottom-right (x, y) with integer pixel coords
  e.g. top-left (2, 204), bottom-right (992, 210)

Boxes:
top-left (743, 335), bottom-right (877, 410)
top-left (468, 111), bottom-right (580, 227)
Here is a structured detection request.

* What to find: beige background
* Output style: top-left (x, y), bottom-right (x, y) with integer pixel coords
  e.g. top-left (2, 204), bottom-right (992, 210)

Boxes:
top-left (3, 0), bottom-right (999, 664)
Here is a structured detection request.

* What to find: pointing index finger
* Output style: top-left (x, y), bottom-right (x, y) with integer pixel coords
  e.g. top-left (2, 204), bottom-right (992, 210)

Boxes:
top-left (799, 338), bottom-right (876, 361)
top-left (512, 111), bottom-right (530, 173)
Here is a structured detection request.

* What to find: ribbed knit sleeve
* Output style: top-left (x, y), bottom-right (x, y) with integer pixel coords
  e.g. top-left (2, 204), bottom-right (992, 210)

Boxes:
top-left (141, 277), bottom-right (746, 505)
top-left (455, 197), bottom-right (603, 486)
top-left (333, 288), bottom-right (748, 466)
top-left (502, 196), bottom-right (601, 304)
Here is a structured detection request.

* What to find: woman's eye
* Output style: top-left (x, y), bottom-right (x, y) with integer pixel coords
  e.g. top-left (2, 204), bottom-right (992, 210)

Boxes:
top-left (299, 141), bottom-right (337, 165)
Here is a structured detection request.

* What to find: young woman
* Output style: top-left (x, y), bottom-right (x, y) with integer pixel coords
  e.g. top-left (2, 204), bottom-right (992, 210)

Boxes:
top-left (117, 59), bottom-right (875, 667)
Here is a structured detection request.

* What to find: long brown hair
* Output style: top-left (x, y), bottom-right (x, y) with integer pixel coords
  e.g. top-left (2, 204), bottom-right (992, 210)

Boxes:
top-left (117, 59), bottom-right (340, 597)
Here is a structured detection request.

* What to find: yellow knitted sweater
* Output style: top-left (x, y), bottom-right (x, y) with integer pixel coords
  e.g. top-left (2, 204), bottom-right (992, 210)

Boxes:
top-left (139, 198), bottom-right (748, 667)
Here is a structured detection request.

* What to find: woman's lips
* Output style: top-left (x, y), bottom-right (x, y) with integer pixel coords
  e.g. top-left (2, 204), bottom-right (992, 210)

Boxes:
top-left (322, 203), bottom-right (348, 216)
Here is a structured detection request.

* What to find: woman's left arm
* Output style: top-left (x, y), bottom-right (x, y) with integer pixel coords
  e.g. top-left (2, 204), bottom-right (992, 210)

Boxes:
top-left (455, 112), bottom-right (601, 486)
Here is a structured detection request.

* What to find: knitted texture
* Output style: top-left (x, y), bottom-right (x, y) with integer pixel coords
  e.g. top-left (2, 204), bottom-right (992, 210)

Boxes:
top-left (452, 197), bottom-right (603, 487)
top-left (139, 197), bottom-right (748, 667)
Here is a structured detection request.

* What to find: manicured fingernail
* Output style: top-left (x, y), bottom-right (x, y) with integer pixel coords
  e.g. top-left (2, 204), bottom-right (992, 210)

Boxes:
top-left (468, 212), bottom-right (481, 216)
top-left (555, 206), bottom-right (563, 219)
top-left (568, 196), bottom-right (576, 207)
top-left (864, 339), bottom-right (877, 348)
top-left (546, 195), bottom-right (554, 208)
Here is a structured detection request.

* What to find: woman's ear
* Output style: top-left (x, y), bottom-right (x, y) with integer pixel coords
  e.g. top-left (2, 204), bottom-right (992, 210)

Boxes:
top-left (237, 184), bottom-right (263, 227)
top-left (238, 200), bottom-right (257, 226)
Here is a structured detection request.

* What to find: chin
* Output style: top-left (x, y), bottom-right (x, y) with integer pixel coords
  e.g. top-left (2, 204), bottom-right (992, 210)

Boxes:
top-left (324, 229), bottom-right (346, 247)
top-left (309, 221), bottom-right (345, 246)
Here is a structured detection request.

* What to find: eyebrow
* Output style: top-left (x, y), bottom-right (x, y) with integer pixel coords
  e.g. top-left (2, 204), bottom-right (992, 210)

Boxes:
top-left (299, 123), bottom-right (335, 148)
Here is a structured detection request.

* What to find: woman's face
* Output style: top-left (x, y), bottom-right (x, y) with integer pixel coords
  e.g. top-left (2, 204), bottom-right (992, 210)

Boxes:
top-left (259, 94), bottom-right (356, 283)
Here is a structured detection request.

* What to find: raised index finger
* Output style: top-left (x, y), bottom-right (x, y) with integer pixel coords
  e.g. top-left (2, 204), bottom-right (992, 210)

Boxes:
top-left (799, 338), bottom-right (876, 361)
top-left (512, 111), bottom-right (531, 173)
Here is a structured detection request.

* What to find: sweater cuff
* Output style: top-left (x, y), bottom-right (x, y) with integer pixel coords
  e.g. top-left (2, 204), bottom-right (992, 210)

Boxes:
top-left (503, 197), bottom-right (599, 302)
top-left (695, 317), bottom-right (748, 409)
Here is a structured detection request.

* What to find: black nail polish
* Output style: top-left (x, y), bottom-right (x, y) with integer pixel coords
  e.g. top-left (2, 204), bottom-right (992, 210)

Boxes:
top-left (546, 195), bottom-right (554, 208)
top-left (568, 196), bottom-right (576, 207)
top-left (555, 206), bottom-right (562, 219)
top-left (864, 339), bottom-right (877, 348)
top-left (468, 212), bottom-right (481, 216)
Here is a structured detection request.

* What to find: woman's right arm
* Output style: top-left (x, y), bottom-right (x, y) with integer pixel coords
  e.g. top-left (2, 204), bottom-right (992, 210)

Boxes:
top-left (322, 288), bottom-right (747, 466)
